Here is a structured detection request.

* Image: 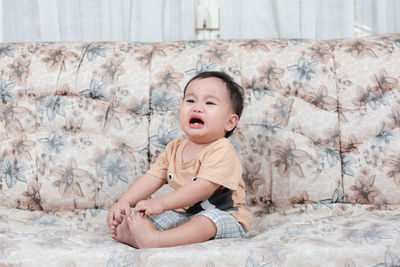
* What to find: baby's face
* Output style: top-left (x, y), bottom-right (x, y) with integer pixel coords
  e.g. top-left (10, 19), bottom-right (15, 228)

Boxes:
top-left (180, 77), bottom-right (238, 144)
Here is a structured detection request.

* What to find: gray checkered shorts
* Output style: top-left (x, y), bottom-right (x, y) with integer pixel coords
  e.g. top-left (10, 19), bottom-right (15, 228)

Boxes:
top-left (148, 209), bottom-right (247, 239)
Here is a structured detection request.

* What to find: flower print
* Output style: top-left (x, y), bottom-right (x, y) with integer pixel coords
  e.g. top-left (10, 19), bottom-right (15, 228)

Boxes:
top-left (385, 154), bottom-right (400, 186)
top-left (12, 135), bottom-right (36, 161)
top-left (0, 77), bottom-right (16, 104)
top-left (372, 128), bottom-right (394, 148)
top-left (375, 250), bottom-right (400, 267)
top-left (306, 137), bottom-right (324, 155)
top-left (341, 135), bottom-right (361, 154)
top-left (88, 149), bottom-right (108, 177)
top-left (0, 156), bottom-right (26, 188)
top-left (290, 191), bottom-right (316, 204)
top-left (388, 104), bottom-right (400, 128)
top-left (23, 181), bottom-right (44, 210)
top-left (271, 97), bottom-right (293, 127)
top-left (79, 78), bottom-right (108, 100)
top-left (337, 103), bottom-right (348, 123)
top-left (257, 61), bottom-right (285, 90)
top-left (287, 57), bottom-right (318, 83)
top-left (154, 66), bottom-right (184, 91)
top-left (366, 149), bottom-right (382, 168)
top-left (111, 141), bottom-right (136, 162)
top-left (240, 39), bottom-right (270, 52)
top-left (350, 175), bottom-right (380, 204)
top-left (324, 125), bottom-right (340, 149)
top-left (63, 117), bottom-right (84, 136)
top-left (101, 154), bottom-right (130, 186)
top-left (0, 45), bottom-right (16, 58)
top-left (37, 131), bottom-right (68, 156)
top-left (8, 57), bottom-right (31, 86)
top-left (101, 57), bottom-right (125, 84)
top-left (55, 83), bottom-right (72, 96)
top-left (206, 44), bottom-right (232, 64)
top-left (255, 119), bottom-right (281, 137)
top-left (185, 59), bottom-right (216, 76)
top-left (351, 86), bottom-right (371, 108)
top-left (303, 85), bottom-right (337, 111)
top-left (151, 88), bottom-right (177, 115)
top-left (250, 137), bottom-right (270, 156)
top-left (150, 125), bottom-right (178, 152)
top-left (0, 104), bottom-right (26, 133)
top-left (135, 48), bottom-right (153, 69)
top-left (135, 45), bottom-right (167, 69)
top-left (273, 139), bottom-right (308, 178)
top-left (368, 90), bottom-right (389, 110)
top-left (39, 96), bottom-right (66, 121)
top-left (242, 162), bottom-right (264, 195)
top-left (41, 46), bottom-right (74, 72)
top-left (331, 188), bottom-right (345, 203)
top-left (307, 43), bottom-right (333, 63)
top-left (344, 225), bottom-right (392, 245)
top-left (252, 196), bottom-right (280, 217)
top-left (95, 103), bottom-right (122, 132)
top-left (128, 97), bottom-right (150, 116)
top-left (372, 69), bottom-right (398, 95)
top-left (86, 44), bottom-right (107, 61)
top-left (242, 77), bottom-right (274, 101)
top-left (344, 39), bottom-right (377, 58)
top-left (319, 147), bottom-right (340, 167)
top-left (52, 157), bottom-right (89, 197)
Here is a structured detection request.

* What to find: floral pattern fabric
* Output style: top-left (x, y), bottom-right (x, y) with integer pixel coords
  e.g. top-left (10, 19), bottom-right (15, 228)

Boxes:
top-left (1, 204), bottom-right (399, 266)
top-left (1, 34), bottom-right (400, 266)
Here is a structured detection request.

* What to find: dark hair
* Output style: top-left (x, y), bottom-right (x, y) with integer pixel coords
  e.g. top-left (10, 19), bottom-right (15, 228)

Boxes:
top-left (183, 71), bottom-right (244, 138)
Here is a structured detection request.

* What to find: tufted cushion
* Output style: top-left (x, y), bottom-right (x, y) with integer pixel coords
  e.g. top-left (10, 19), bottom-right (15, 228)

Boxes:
top-left (334, 34), bottom-right (400, 204)
top-left (0, 42), bottom-right (150, 211)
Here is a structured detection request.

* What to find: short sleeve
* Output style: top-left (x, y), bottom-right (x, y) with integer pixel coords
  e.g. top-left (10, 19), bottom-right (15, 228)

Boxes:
top-left (147, 140), bottom-right (177, 179)
top-left (196, 141), bottom-right (242, 190)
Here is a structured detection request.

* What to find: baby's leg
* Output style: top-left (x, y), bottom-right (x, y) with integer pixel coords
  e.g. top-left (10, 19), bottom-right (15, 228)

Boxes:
top-left (128, 213), bottom-right (217, 248)
top-left (112, 217), bottom-right (138, 248)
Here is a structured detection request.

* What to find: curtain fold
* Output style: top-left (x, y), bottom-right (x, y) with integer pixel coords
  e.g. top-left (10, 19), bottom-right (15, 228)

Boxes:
top-left (0, 0), bottom-right (399, 42)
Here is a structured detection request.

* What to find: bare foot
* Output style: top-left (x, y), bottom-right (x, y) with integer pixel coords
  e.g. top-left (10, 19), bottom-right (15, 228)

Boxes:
top-left (127, 214), bottom-right (160, 248)
top-left (113, 217), bottom-right (138, 248)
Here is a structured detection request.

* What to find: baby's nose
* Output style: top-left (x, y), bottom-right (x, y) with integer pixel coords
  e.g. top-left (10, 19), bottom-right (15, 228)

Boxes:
top-left (193, 104), bottom-right (203, 112)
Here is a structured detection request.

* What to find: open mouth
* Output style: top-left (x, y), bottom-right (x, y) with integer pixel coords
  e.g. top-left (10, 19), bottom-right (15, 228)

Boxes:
top-left (189, 117), bottom-right (204, 127)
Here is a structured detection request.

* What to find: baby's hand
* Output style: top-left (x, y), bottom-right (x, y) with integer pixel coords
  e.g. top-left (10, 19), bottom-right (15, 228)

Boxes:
top-left (107, 198), bottom-right (131, 228)
top-left (134, 198), bottom-right (164, 215)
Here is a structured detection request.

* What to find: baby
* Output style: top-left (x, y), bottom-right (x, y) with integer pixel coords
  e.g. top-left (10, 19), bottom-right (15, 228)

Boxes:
top-left (107, 71), bottom-right (250, 248)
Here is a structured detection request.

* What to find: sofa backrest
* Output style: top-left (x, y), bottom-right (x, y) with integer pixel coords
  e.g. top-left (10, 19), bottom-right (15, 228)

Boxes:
top-left (0, 43), bottom-right (151, 211)
top-left (333, 35), bottom-right (400, 205)
top-left (0, 34), bottom-right (399, 215)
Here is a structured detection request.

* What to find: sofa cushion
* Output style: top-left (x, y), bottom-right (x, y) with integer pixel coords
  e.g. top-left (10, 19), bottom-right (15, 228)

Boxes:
top-left (0, 42), bottom-right (150, 211)
top-left (334, 34), bottom-right (400, 204)
top-left (1, 204), bottom-right (399, 266)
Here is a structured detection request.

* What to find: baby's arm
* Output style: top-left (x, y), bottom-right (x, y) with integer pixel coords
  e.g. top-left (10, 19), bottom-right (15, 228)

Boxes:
top-left (107, 173), bottom-right (165, 228)
top-left (134, 178), bottom-right (220, 215)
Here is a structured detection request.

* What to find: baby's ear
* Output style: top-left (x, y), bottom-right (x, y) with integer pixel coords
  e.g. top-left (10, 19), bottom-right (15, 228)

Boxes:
top-left (225, 113), bottom-right (239, 132)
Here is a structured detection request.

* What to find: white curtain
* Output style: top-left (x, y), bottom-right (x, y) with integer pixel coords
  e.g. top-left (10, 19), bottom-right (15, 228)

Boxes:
top-left (0, 0), bottom-right (399, 42)
top-left (218, 0), bottom-right (400, 40)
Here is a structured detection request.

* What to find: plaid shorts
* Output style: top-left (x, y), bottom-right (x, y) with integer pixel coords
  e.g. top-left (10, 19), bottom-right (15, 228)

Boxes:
top-left (148, 209), bottom-right (247, 239)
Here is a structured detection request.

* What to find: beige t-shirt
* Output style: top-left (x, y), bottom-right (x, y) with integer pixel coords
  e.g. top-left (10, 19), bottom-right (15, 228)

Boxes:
top-left (147, 137), bottom-right (251, 231)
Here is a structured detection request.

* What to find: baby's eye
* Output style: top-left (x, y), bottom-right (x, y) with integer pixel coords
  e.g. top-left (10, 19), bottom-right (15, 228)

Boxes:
top-left (186, 99), bottom-right (195, 103)
top-left (206, 101), bottom-right (215, 105)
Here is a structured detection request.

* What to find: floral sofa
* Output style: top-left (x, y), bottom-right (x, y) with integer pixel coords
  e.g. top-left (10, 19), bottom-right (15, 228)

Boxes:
top-left (1, 33), bottom-right (400, 266)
